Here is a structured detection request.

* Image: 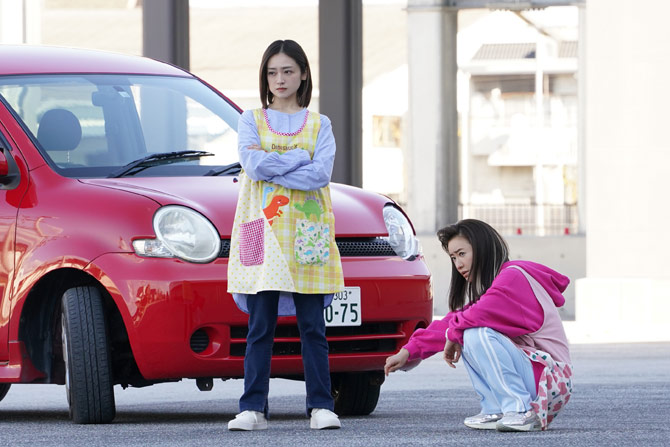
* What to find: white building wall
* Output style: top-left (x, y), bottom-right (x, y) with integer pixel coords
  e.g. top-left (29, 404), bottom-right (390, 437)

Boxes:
top-left (361, 65), bottom-right (408, 201)
top-left (574, 0), bottom-right (670, 342)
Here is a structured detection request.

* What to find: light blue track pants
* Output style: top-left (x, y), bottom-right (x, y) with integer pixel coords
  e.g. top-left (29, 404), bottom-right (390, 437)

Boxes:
top-left (461, 327), bottom-right (537, 414)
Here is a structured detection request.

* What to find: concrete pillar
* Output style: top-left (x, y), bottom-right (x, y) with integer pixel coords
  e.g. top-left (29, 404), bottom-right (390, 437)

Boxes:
top-left (576, 4), bottom-right (587, 235)
top-left (319, 0), bottom-right (363, 187)
top-left (142, 0), bottom-right (190, 71)
top-left (573, 0), bottom-right (670, 342)
top-left (406, 0), bottom-right (459, 233)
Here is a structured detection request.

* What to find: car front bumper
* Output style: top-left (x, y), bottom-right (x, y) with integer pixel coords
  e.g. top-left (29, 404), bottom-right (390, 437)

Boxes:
top-left (87, 252), bottom-right (433, 380)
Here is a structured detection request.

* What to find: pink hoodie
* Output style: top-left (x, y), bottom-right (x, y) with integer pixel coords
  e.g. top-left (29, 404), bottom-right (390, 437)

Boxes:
top-left (403, 260), bottom-right (569, 383)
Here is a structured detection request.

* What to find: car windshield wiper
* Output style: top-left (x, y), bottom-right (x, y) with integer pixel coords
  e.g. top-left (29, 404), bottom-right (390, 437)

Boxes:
top-left (107, 151), bottom-right (214, 178)
top-left (204, 162), bottom-right (242, 176)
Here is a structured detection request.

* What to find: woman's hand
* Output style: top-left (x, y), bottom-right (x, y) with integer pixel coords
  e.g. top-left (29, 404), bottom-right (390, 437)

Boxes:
top-left (384, 348), bottom-right (410, 376)
top-left (443, 340), bottom-right (462, 369)
top-left (247, 144), bottom-right (262, 151)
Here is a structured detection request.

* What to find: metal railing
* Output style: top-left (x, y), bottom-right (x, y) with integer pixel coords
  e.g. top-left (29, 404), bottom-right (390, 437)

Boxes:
top-left (459, 203), bottom-right (579, 236)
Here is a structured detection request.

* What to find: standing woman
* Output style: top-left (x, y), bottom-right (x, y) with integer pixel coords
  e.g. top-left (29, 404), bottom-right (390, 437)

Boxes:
top-left (385, 219), bottom-right (573, 432)
top-left (227, 40), bottom-right (343, 431)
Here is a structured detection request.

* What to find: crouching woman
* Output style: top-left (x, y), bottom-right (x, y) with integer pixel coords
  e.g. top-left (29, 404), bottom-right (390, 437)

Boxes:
top-left (385, 219), bottom-right (573, 432)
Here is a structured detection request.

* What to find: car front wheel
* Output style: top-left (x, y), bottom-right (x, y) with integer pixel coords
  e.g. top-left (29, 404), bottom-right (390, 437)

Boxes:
top-left (0, 384), bottom-right (10, 402)
top-left (61, 286), bottom-right (116, 424)
top-left (331, 371), bottom-right (384, 416)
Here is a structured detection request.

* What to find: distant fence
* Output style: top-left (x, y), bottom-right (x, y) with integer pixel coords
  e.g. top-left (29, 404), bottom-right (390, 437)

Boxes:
top-left (459, 204), bottom-right (579, 236)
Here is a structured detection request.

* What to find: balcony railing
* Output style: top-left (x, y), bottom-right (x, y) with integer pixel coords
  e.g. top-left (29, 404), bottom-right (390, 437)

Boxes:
top-left (459, 203), bottom-right (579, 236)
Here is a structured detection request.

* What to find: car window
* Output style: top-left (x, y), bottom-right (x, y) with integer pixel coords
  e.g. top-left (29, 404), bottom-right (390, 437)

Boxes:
top-left (0, 74), bottom-right (240, 177)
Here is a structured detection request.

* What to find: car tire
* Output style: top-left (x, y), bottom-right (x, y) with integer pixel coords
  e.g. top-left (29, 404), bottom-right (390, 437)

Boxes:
top-left (331, 371), bottom-right (384, 416)
top-left (61, 286), bottom-right (116, 424)
top-left (0, 383), bottom-right (10, 402)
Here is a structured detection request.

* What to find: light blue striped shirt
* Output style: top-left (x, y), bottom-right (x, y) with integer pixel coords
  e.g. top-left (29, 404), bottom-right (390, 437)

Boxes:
top-left (236, 108), bottom-right (336, 191)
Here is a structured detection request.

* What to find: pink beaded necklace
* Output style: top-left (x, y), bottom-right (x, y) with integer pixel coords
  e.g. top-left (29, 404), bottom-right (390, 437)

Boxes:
top-left (263, 108), bottom-right (309, 137)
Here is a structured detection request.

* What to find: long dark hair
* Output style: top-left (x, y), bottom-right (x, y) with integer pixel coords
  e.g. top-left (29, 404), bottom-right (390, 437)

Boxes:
top-left (258, 39), bottom-right (312, 109)
top-left (437, 219), bottom-right (509, 311)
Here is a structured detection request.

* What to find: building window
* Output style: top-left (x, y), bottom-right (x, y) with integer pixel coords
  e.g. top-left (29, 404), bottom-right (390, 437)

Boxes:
top-left (372, 115), bottom-right (402, 148)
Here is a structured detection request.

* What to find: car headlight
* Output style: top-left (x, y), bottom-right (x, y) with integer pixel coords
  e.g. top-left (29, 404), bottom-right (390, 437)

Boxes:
top-left (133, 205), bottom-right (221, 263)
top-left (383, 205), bottom-right (420, 261)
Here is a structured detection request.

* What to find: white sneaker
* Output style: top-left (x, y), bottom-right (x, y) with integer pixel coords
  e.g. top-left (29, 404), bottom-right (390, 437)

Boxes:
top-left (463, 412), bottom-right (503, 430)
top-left (496, 410), bottom-right (541, 432)
top-left (310, 408), bottom-right (341, 429)
top-left (228, 410), bottom-right (268, 431)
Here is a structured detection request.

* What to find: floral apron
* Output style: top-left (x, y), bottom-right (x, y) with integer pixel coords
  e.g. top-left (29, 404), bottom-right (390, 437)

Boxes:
top-left (509, 266), bottom-right (574, 430)
top-left (525, 349), bottom-right (573, 430)
top-left (227, 109), bottom-right (344, 314)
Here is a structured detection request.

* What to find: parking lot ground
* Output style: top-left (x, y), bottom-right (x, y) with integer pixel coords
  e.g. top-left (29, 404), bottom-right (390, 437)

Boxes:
top-left (1, 342), bottom-right (668, 446)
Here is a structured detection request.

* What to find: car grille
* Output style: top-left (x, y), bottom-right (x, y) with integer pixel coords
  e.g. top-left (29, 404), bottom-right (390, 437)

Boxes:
top-left (335, 238), bottom-right (396, 256)
top-left (229, 323), bottom-right (401, 357)
top-left (220, 240), bottom-right (231, 257)
top-left (219, 237), bottom-right (395, 258)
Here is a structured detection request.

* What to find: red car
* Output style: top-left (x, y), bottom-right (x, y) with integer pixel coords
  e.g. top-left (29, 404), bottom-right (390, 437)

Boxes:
top-left (0, 45), bottom-right (432, 423)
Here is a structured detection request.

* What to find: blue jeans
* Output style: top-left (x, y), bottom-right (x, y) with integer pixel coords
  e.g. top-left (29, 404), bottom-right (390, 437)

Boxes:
top-left (239, 291), bottom-right (334, 417)
top-left (461, 327), bottom-right (537, 415)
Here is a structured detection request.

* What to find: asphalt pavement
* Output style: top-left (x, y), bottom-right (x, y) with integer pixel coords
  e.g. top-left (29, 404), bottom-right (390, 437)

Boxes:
top-left (1, 342), bottom-right (668, 446)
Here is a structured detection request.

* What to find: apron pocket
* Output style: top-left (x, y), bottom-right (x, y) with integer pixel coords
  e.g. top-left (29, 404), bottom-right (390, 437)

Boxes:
top-left (240, 218), bottom-right (265, 266)
top-left (294, 219), bottom-right (330, 266)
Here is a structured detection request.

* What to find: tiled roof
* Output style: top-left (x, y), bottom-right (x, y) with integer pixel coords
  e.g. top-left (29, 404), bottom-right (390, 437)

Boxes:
top-left (472, 40), bottom-right (577, 60)
top-left (558, 40), bottom-right (577, 58)
top-left (473, 42), bottom-right (537, 60)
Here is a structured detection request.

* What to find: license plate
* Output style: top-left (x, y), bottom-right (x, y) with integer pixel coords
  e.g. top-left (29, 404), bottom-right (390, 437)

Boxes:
top-left (324, 287), bottom-right (361, 327)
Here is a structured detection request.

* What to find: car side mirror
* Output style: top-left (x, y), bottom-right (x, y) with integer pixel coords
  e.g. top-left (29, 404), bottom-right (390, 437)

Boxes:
top-left (0, 146), bottom-right (21, 189)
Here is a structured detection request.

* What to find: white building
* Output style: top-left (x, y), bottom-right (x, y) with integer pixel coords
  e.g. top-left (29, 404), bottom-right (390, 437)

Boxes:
top-left (458, 9), bottom-right (579, 237)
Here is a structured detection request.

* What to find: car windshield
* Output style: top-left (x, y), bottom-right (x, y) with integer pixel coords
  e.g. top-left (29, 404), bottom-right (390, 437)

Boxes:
top-left (0, 74), bottom-right (240, 178)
